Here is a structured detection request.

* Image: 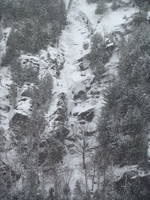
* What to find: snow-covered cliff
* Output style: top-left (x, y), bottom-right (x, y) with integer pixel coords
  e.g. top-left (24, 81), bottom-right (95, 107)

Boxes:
top-left (2, 0), bottom-right (149, 199)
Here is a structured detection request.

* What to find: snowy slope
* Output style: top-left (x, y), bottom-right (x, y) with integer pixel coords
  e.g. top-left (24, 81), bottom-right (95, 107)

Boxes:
top-left (45, 0), bottom-right (138, 191)
top-left (0, 67), bottom-right (12, 132)
top-left (0, 0), bottom-right (139, 194)
top-left (0, 28), bottom-right (12, 135)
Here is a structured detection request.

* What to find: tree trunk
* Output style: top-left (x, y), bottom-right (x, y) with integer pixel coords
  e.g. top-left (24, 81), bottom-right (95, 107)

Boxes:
top-left (83, 151), bottom-right (88, 195)
top-left (91, 163), bottom-right (96, 192)
top-left (102, 168), bottom-right (106, 200)
top-left (68, 0), bottom-right (73, 10)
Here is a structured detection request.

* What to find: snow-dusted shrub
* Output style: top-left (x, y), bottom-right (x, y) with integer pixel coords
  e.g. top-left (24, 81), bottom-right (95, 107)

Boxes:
top-left (9, 83), bottom-right (17, 107)
top-left (1, 0), bottom-right (67, 65)
top-left (131, 12), bottom-right (148, 27)
top-left (3, 20), bottom-right (51, 55)
top-left (88, 33), bottom-right (113, 81)
top-left (39, 136), bottom-right (65, 166)
top-left (36, 74), bottom-right (53, 110)
top-left (90, 33), bottom-right (111, 62)
top-left (83, 42), bottom-right (89, 50)
top-left (87, 0), bottom-right (107, 14)
top-left (0, 0), bottom-right (66, 26)
top-left (111, 1), bottom-right (122, 11)
top-left (86, 0), bottom-right (98, 3)
top-left (111, 0), bottom-right (130, 11)
top-left (1, 31), bottom-right (19, 66)
top-left (98, 83), bottom-right (148, 166)
top-left (73, 181), bottom-right (84, 200)
top-left (87, 0), bottom-right (111, 4)
top-left (97, 24), bottom-right (150, 167)
top-left (119, 24), bottom-right (150, 82)
top-left (10, 59), bottom-right (39, 86)
top-left (95, 0), bottom-right (107, 15)
top-left (0, 128), bottom-right (6, 152)
top-left (134, 0), bottom-right (150, 9)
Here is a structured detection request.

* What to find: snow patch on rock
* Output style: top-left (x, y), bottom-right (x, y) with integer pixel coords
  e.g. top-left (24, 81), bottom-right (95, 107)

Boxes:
top-left (0, 67), bottom-right (13, 132)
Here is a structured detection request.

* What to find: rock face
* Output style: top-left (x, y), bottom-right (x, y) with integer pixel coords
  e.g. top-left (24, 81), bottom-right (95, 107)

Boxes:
top-left (20, 56), bottom-right (40, 74)
top-left (0, 0), bottom-right (140, 198)
top-left (20, 83), bottom-right (37, 97)
top-left (10, 92), bottom-right (32, 136)
top-left (78, 108), bottom-right (95, 122)
top-left (78, 58), bottom-right (90, 71)
top-left (10, 112), bottom-right (31, 144)
top-left (73, 90), bottom-right (87, 101)
top-left (0, 105), bottom-right (11, 112)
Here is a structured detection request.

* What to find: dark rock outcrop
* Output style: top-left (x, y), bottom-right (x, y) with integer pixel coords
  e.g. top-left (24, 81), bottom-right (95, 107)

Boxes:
top-left (55, 126), bottom-right (70, 140)
top-left (0, 105), bottom-right (11, 112)
top-left (73, 90), bottom-right (87, 100)
top-left (78, 108), bottom-right (95, 122)
top-left (78, 58), bottom-right (90, 71)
